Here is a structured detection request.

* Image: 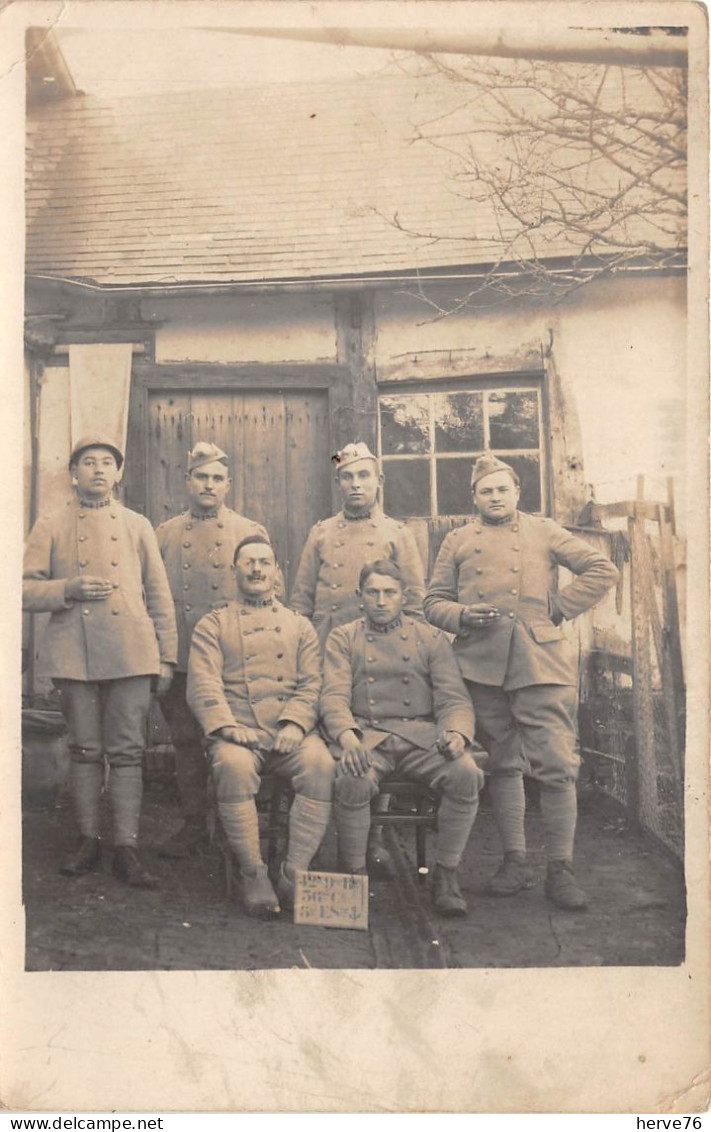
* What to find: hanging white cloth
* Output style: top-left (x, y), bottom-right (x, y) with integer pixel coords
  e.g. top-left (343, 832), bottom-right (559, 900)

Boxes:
top-left (68, 343), bottom-right (133, 456)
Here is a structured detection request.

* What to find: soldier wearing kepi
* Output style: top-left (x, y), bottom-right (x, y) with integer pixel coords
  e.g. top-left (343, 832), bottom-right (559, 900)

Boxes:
top-left (187, 536), bottom-right (335, 918)
top-left (424, 452), bottom-right (618, 911)
top-left (290, 441), bottom-right (426, 876)
top-left (23, 437), bottom-right (177, 888)
top-left (155, 441), bottom-right (276, 859)
top-left (321, 560), bottom-right (484, 916)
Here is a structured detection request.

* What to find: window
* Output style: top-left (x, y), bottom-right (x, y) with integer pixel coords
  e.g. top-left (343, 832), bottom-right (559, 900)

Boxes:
top-left (378, 381), bottom-right (545, 518)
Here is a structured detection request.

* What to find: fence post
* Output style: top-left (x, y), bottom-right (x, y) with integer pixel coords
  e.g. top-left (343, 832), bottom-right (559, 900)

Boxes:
top-left (627, 511), bottom-right (658, 829)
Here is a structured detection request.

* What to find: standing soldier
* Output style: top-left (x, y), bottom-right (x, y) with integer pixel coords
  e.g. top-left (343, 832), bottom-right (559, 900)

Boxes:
top-left (23, 437), bottom-right (177, 888)
top-left (187, 536), bottom-right (335, 918)
top-left (290, 440), bottom-right (427, 875)
top-left (424, 453), bottom-right (618, 910)
top-left (155, 441), bottom-right (276, 858)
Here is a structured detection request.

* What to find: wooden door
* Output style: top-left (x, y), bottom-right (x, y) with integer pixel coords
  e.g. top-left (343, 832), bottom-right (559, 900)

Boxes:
top-left (145, 388), bottom-right (332, 592)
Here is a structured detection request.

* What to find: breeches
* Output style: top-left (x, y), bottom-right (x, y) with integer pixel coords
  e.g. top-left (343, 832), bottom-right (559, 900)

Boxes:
top-left (466, 682), bottom-right (580, 788)
top-left (334, 734), bottom-right (483, 808)
top-left (158, 671), bottom-right (202, 752)
top-left (208, 732), bottom-right (335, 803)
top-left (53, 676), bottom-right (152, 768)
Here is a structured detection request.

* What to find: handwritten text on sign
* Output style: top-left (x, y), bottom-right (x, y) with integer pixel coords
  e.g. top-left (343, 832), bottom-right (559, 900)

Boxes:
top-left (293, 870), bottom-right (369, 931)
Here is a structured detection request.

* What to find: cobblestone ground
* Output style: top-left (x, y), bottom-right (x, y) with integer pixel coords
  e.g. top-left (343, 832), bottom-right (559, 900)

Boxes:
top-left (22, 781), bottom-right (685, 971)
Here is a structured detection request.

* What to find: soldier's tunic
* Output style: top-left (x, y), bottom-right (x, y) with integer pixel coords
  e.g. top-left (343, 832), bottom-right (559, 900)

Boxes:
top-left (155, 504), bottom-right (275, 818)
top-left (187, 599), bottom-right (334, 801)
top-left (321, 614), bottom-right (482, 803)
top-left (424, 512), bottom-right (619, 786)
top-left (23, 497), bottom-right (177, 766)
top-left (290, 506), bottom-right (426, 649)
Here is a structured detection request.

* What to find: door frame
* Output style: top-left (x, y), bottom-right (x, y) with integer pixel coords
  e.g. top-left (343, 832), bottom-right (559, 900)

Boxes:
top-left (124, 361), bottom-right (350, 516)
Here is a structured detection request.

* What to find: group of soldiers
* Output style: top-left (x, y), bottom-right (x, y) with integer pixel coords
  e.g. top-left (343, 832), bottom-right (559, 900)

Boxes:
top-left (23, 434), bottom-right (618, 922)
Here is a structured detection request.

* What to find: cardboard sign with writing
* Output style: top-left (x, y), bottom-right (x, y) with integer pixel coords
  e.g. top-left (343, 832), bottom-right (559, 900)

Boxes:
top-left (293, 870), bottom-right (369, 931)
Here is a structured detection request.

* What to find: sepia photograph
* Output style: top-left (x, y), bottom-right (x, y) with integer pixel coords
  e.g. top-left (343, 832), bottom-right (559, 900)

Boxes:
top-left (3, 0), bottom-right (708, 1115)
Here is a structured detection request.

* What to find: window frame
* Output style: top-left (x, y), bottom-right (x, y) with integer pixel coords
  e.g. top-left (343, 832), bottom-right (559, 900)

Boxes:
top-left (377, 373), bottom-right (549, 519)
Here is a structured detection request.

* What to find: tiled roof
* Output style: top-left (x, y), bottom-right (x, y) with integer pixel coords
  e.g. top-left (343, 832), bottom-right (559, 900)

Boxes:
top-left (26, 70), bottom-right (686, 287)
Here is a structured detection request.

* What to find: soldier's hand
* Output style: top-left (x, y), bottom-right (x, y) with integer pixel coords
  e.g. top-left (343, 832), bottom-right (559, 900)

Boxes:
top-left (155, 663), bottom-right (174, 695)
top-left (272, 722), bottom-right (305, 755)
top-left (461, 603), bottom-right (501, 629)
top-left (219, 725), bottom-right (262, 748)
top-left (64, 575), bottom-right (114, 602)
top-left (439, 730), bottom-right (467, 760)
top-left (337, 730), bottom-right (372, 776)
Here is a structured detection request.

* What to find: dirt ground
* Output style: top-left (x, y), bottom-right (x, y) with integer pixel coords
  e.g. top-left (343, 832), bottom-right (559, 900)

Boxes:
top-left (21, 778), bottom-right (686, 971)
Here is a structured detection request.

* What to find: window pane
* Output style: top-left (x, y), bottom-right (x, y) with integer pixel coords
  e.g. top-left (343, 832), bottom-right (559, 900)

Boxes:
top-left (505, 454), bottom-right (542, 512)
top-left (379, 395), bottom-right (430, 455)
top-left (436, 457), bottom-right (477, 515)
top-left (382, 459), bottom-right (431, 517)
top-left (488, 390), bottom-right (540, 448)
top-left (433, 391), bottom-right (484, 453)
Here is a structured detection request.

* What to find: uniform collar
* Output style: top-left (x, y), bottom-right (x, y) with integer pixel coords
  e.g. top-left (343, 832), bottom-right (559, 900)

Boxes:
top-left (238, 595), bottom-right (277, 608)
top-left (479, 510), bottom-right (520, 528)
top-left (340, 501), bottom-right (383, 523)
top-left (365, 616), bottom-right (402, 634)
top-left (188, 503), bottom-right (224, 521)
top-left (76, 495), bottom-right (113, 509)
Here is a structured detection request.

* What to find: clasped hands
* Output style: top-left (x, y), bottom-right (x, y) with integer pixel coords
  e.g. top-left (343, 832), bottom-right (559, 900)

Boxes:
top-left (218, 721), bottom-right (305, 755)
top-left (336, 727), bottom-right (467, 776)
top-left (460, 602), bottom-right (501, 629)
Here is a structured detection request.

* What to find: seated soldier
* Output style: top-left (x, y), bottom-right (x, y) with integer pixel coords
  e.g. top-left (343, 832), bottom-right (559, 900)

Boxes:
top-left (321, 559), bottom-right (484, 916)
top-left (186, 536), bottom-right (335, 918)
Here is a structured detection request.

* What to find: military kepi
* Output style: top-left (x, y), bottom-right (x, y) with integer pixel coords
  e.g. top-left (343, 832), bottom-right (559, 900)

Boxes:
top-left (331, 441), bottom-right (378, 471)
top-left (69, 435), bottom-right (124, 470)
top-left (188, 441), bottom-right (229, 473)
top-left (470, 451), bottom-right (518, 487)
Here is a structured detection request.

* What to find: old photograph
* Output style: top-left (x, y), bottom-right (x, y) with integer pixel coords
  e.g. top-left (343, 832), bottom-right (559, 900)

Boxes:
top-left (4, 0), bottom-right (708, 1114)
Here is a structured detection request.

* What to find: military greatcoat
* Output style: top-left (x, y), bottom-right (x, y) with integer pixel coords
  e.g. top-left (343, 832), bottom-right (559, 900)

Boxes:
top-left (290, 506), bottom-right (426, 648)
top-left (186, 600), bottom-right (322, 740)
top-left (321, 614), bottom-right (474, 752)
top-left (23, 498), bottom-right (177, 681)
top-left (156, 505), bottom-right (271, 672)
top-left (424, 512), bottom-right (619, 690)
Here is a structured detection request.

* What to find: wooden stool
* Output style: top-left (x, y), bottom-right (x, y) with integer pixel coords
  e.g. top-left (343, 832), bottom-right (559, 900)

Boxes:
top-left (370, 778), bottom-right (438, 883)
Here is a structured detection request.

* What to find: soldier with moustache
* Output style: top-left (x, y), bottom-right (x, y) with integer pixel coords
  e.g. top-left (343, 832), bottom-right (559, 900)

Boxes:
top-left (187, 536), bottom-right (335, 918)
top-left (155, 441), bottom-right (277, 858)
top-left (23, 437), bottom-right (177, 888)
top-left (424, 453), bottom-right (618, 910)
top-left (290, 441), bottom-right (426, 876)
top-left (321, 559), bottom-right (484, 916)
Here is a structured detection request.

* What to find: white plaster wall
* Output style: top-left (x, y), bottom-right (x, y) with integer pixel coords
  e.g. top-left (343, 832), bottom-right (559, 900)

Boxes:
top-left (36, 365), bottom-right (72, 516)
top-left (375, 275), bottom-right (687, 516)
top-left (143, 293), bottom-right (337, 364)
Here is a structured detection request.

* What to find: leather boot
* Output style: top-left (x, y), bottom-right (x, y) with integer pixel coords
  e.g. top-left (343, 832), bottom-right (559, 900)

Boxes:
top-left (432, 864), bottom-right (468, 916)
top-left (60, 836), bottom-right (102, 876)
top-left (113, 846), bottom-right (160, 889)
top-left (486, 852), bottom-right (535, 896)
top-left (545, 860), bottom-right (588, 911)
top-left (241, 865), bottom-right (281, 918)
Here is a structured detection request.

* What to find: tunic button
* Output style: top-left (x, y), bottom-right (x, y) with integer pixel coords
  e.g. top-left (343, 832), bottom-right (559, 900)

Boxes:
top-left (185, 524), bottom-right (193, 531)
top-left (367, 541), bottom-right (375, 547)
top-left (111, 560), bottom-right (118, 567)
top-left (402, 677), bottom-right (410, 684)
top-left (400, 634), bottom-right (408, 640)
top-left (338, 522), bottom-right (346, 529)
top-left (359, 603), bottom-right (364, 611)
top-left (79, 560), bottom-right (88, 567)
top-left (512, 526), bottom-right (519, 533)
top-left (276, 676), bottom-right (284, 683)
top-left (183, 542), bottom-right (191, 548)
top-left (183, 583), bottom-right (190, 591)
top-left (512, 566), bottom-right (519, 573)
top-left (277, 653), bottom-right (284, 659)
top-left (275, 626), bottom-right (282, 633)
top-left (404, 699), bottom-right (411, 706)
top-left (78, 536), bottom-right (86, 543)
top-left (111, 535), bottom-right (118, 542)
top-left (476, 568), bottom-right (483, 575)
top-left (110, 513), bottom-right (117, 519)
top-left (112, 582), bottom-right (119, 589)
top-left (213, 562), bottom-right (221, 569)
top-left (368, 677), bottom-right (375, 683)
top-left (82, 609), bottom-right (90, 615)
top-left (212, 583), bottom-right (219, 590)
top-left (402, 654), bottom-right (410, 661)
top-left (331, 584), bottom-right (338, 590)
top-left (216, 540), bottom-right (222, 547)
top-left (511, 589), bottom-right (518, 595)
top-left (217, 523), bottom-right (224, 529)
top-left (513, 545), bottom-right (520, 551)
top-left (277, 695), bottom-right (284, 702)
top-left (478, 591), bottom-right (484, 598)
top-left (366, 636), bottom-right (374, 643)
top-left (475, 547), bottom-right (481, 554)
top-left (368, 699), bottom-right (375, 706)
top-left (367, 656), bottom-right (375, 662)
top-left (78, 513), bottom-right (85, 519)
top-left (331, 604), bottom-right (338, 611)
top-left (183, 563), bottom-right (190, 570)
top-left (509, 612), bottom-right (515, 619)
top-left (112, 609), bottom-right (119, 616)
top-left (185, 604), bottom-right (192, 612)
top-left (246, 676), bottom-right (253, 683)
